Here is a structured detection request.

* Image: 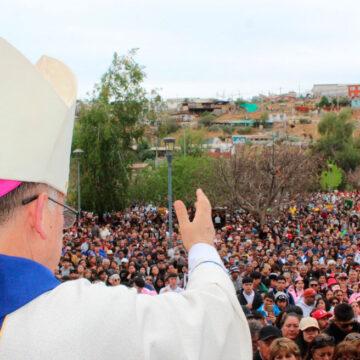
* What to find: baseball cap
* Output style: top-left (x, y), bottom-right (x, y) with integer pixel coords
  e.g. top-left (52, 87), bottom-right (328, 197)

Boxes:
top-left (275, 292), bottom-right (288, 301)
top-left (303, 288), bottom-right (317, 297)
top-left (258, 326), bottom-right (282, 341)
top-left (312, 309), bottom-right (332, 320)
top-left (337, 272), bottom-right (348, 279)
top-left (299, 317), bottom-right (320, 331)
top-left (230, 266), bottom-right (240, 273)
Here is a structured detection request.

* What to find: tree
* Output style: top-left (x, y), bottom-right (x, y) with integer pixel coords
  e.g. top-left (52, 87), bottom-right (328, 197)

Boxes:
top-left (314, 109), bottom-right (360, 172)
top-left (129, 156), bottom-right (214, 206)
top-left (320, 162), bottom-right (342, 191)
top-left (208, 144), bottom-right (319, 226)
top-left (348, 166), bottom-right (360, 189)
top-left (72, 50), bottom-right (151, 215)
top-left (178, 128), bottom-right (206, 157)
top-left (318, 96), bottom-right (330, 108)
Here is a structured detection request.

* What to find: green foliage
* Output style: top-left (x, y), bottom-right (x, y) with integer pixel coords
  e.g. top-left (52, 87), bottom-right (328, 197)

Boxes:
top-left (299, 118), bottom-right (312, 124)
top-left (320, 162), bottom-right (342, 190)
top-left (129, 156), bottom-right (215, 206)
top-left (318, 96), bottom-right (330, 108)
top-left (209, 125), bottom-right (220, 132)
top-left (163, 118), bottom-right (180, 134)
top-left (315, 109), bottom-right (360, 172)
top-left (198, 111), bottom-right (217, 127)
top-left (136, 140), bottom-right (155, 162)
top-left (237, 127), bottom-right (253, 135)
top-left (178, 128), bottom-right (206, 156)
top-left (223, 125), bottom-right (234, 135)
top-left (71, 50), bottom-right (151, 214)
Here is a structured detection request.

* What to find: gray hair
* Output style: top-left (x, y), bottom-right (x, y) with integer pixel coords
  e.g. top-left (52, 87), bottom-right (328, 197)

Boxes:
top-left (248, 319), bottom-right (263, 337)
top-left (0, 182), bottom-right (59, 225)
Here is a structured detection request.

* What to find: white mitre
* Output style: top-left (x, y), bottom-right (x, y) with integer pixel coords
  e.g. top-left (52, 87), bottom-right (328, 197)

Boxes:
top-left (0, 38), bottom-right (77, 194)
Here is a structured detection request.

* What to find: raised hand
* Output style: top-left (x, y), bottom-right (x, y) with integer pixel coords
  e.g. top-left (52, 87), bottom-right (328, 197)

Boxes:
top-left (174, 189), bottom-right (215, 252)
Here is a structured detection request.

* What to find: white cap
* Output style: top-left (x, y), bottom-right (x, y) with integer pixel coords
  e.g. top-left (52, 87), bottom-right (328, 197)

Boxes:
top-left (0, 38), bottom-right (77, 194)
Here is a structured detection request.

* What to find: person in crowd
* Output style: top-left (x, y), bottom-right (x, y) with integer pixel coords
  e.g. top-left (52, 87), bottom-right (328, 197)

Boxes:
top-left (269, 338), bottom-right (302, 360)
top-left (288, 276), bottom-right (305, 304)
top-left (248, 320), bottom-right (264, 356)
top-left (323, 303), bottom-right (360, 344)
top-left (281, 313), bottom-right (301, 341)
top-left (304, 334), bottom-right (335, 360)
top-left (254, 325), bottom-right (282, 360)
top-left (238, 276), bottom-right (263, 310)
top-left (275, 292), bottom-right (289, 312)
top-left (230, 265), bottom-right (242, 292)
top-left (297, 288), bottom-right (317, 317)
top-left (311, 309), bottom-right (332, 331)
top-left (159, 273), bottom-right (183, 294)
top-left (333, 341), bottom-right (358, 360)
top-left (296, 317), bottom-right (320, 358)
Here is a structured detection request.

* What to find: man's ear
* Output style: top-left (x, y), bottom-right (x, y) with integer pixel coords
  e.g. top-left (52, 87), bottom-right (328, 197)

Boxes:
top-left (34, 192), bottom-right (49, 239)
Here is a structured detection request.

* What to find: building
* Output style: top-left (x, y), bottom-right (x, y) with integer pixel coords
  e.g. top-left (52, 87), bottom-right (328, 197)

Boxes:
top-left (348, 85), bottom-right (360, 98)
top-left (179, 99), bottom-right (235, 115)
top-left (312, 84), bottom-right (348, 98)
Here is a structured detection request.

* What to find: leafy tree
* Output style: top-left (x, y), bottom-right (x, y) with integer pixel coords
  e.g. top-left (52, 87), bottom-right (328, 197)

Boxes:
top-left (209, 125), bottom-right (220, 132)
top-left (318, 96), bottom-right (330, 108)
top-left (320, 162), bottom-right (342, 190)
top-left (72, 50), bottom-right (151, 215)
top-left (315, 109), bottom-right (360, 171)
top-left (178, 128), bottom-right (206, 157)
top-left (129, 156), bottom-right (214, 206)
top-left (136, 140), bottom-right (155, 162)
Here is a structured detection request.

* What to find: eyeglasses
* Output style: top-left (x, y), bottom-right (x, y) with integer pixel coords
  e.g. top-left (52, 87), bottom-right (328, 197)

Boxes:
top-left (310, 283), bottom-right (319, 287)
top-left (22, 195), bottom-right (78, 229)
top-left (331, 301), bottom-right (339, 306)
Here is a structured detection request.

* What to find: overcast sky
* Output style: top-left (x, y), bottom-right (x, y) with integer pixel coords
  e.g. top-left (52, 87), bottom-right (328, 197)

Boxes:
top-left (2, 0), bottom-right (360, 100)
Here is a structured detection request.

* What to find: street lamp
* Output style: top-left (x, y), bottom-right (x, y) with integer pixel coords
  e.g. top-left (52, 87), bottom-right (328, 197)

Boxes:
top-left (73, 148), bottom-right (84, 224)
top-left (164, 138), bottom-right (176, 248)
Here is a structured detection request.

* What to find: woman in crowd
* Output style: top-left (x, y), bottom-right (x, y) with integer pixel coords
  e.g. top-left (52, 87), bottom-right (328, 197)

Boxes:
top-left (333, 341), bottom-right (358, 360)
top-left (288, 277), bottom-right (304, 304)
top-left (269, 338), bottom-right (301, 360)
top-left (314, 297), bottom-right (328, 311)
top-left (281, 313), bottom-right (300, 341)
top-left (296, 317), bottom-right (320, 359)
top-left (349, 294), bottom-right (360, 322)
top-left (305, 334), bottom-right (335, 360)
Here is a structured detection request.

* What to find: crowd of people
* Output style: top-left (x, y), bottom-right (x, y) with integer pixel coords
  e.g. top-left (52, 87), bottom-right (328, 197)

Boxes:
top-left (59, 191), bottom-right (360, 359)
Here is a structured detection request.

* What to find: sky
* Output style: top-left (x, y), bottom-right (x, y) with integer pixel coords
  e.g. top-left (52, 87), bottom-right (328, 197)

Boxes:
top-left (1, 0), bottom-right (360, 100)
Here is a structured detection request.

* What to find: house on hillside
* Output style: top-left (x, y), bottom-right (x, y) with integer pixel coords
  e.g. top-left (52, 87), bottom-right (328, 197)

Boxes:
top-left (179, 99), bottom-right (235, 115)
top-left (348, 85), bottom-right (360, 98)
top-left (312, 84), bottom-right (348, 98)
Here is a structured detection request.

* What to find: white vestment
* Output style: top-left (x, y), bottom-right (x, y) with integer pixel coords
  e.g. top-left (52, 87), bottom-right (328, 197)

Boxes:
top-left (0, 247), bottom-right (251, 359)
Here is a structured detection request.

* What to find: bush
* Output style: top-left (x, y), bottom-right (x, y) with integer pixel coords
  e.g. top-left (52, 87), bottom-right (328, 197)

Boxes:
top-left (299, 118), bottom-right (312, 124)
top-left (223, 125), bottom-right (234, 135)
top-left (209, 125), bottom-right (220, 132)
top-left (237, 127), bottom-right (253, 135)
top-left (164, 118), bottom-right (180, 134)
top-left (198, 111), bottom-right (217, 127)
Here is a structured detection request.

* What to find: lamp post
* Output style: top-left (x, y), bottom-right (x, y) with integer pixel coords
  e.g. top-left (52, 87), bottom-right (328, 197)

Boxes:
top-left (73, 148), bottom-right (84, 224)
top-left (164, 138), bottom-right (176, 249)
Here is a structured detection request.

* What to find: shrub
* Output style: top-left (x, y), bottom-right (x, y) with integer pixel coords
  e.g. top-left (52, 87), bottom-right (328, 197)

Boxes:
top-left (209, 125), bottom-right (220, 132)
top-left (237, 127), bottom-right (253, 135)
top-left (223, 125), bottom-right (234, 135)
top-left (299, 118), bottom-right (312, 124)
